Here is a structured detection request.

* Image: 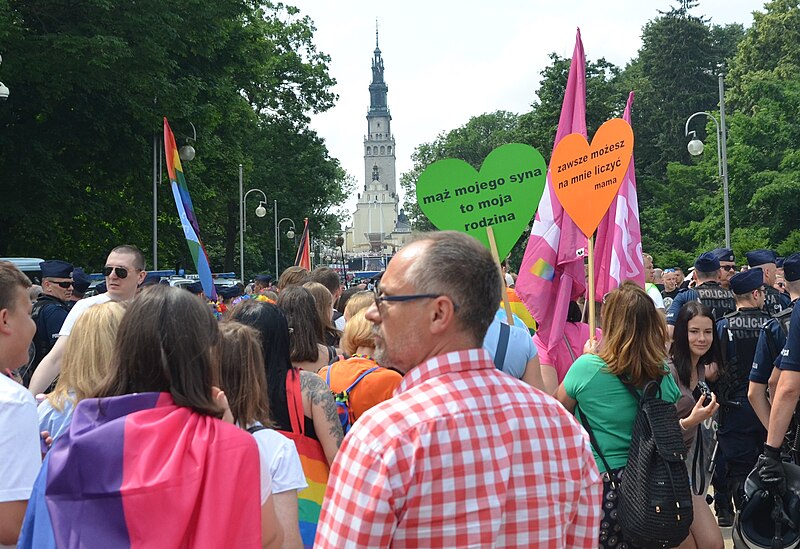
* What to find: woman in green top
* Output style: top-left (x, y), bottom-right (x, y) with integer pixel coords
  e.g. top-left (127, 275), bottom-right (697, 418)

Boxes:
top-left (557, 281), bottom-right (683, 549)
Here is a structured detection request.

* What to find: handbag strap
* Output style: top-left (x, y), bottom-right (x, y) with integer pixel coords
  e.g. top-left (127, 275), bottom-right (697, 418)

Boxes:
top-left (285, 368), bottom-right (305, 436)
top-left (564, 333), bottom-right (577, 363)
top-left (575, 402), bottom-right (618, 484)
top-left (493, 322), bottom-right (510, 370)
top-left (691, 427), bottom-right (705, 496)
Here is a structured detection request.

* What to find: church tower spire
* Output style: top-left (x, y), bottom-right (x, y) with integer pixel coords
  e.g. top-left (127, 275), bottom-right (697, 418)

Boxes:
top-left (369, 21), bottom-right (388, 113)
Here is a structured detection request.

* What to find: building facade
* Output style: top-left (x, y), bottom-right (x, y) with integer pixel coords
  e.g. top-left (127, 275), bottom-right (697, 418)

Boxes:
top-left (345, 29), bottom-right (412, 255)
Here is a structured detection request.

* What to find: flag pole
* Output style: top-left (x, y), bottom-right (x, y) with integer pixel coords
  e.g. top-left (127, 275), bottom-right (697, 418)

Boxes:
top-left (587, 234), bottom-right (596, 341)
top-left (486, 226), bottom-right (514, 324)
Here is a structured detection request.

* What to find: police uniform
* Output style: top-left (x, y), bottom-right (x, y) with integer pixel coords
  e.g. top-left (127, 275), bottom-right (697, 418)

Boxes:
top-left (25, 260), bottom-right (74, 387)
top-left (747, 249), bottom-right (791, 315)
top-left (666, 253), bottom-right (735, 325)
top-left (750, 254), bottom-right (800, 381)
top-left (715, 268), bottom-right (771, 510)
top-left (780, 300), bottom-right (800, 373)
top-left (69, 267), bottom-right (92, 307)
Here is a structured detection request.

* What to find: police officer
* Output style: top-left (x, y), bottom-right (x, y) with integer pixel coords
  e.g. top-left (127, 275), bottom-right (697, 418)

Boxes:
top-left (68, 267), bottom-right (92, 307)
top-left (667, 252), bottom-right (736, 337)
top-left (748, 253), bottom-right (800, 430)
top-left (747, 249), bottom-right (791, 315)
top-left (756, 267), bottom-right (800, 496)
top-left (715, 268), bottom-right (772, 515)
top-left (711, 247), bottom-right (736, 290)
top-left (24, 260), bottom-right (74, 387)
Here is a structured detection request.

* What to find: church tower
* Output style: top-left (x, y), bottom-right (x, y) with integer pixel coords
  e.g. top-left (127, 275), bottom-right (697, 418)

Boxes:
top-left (350, 25), bottom-right (400, 253)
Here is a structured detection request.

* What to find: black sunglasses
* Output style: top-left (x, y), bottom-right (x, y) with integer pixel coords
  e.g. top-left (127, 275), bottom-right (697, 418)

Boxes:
top-left (104, 266), bottom-right (130, 279)
top-left (53, 281), bottom-right (73, 289)
top-left (721, 265), bottom-right (736, 271)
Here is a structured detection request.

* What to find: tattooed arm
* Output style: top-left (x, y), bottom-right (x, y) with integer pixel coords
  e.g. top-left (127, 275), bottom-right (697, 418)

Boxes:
top-left (300, 370), bottom-right (344, 465)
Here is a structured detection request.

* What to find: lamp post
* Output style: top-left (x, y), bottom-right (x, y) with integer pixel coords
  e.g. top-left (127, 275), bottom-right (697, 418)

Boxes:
top-left (238, 164), bottom-right (268, 282)
top-left (274, 199), bottom-right (296, 278)
top-left (684, 75), bottom-right (730, 248)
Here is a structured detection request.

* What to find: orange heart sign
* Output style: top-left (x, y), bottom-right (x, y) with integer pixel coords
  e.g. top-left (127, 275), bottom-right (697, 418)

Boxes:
top-left (550, 118), bottom-right (634, 237)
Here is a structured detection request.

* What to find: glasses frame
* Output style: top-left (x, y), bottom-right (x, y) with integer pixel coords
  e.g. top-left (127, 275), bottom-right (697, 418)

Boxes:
top-left (54, 280), bottom-right (73, 289)
top-left (372, 286), bottom-right (457, 311)
top-left (720, 265), bottom-right (736, 272)
top-left (103, 266), bottom-right (132, 279)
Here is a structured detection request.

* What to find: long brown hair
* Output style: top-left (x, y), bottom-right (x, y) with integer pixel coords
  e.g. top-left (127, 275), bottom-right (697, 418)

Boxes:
top-left (598, 281), bottom-right (668, 386)
top-left (276, 285), bottom-right (322, 362)
top-left (215, 321), bottom-right (272, 427)
top-left (97, 285), bottom-right (222, 417)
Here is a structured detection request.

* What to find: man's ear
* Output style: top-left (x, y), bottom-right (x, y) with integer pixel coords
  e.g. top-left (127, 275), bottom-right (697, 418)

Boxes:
top-left (138, 270), bottom-right (148, 286)
top-left (0, 308), bottom-right (11, 336)
top-left (429, 296), bottom-right (457, 335)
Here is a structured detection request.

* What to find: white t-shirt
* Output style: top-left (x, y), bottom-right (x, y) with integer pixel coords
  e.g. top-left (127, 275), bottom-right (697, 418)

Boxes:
top-left (0, 375), bottom-right (42, 549)
top-left (250, 426), bottom-right (307, 503)
top-left (646, 283), bottom-right (665, 310)
top-left (58, 293), bottom-right (112, 337)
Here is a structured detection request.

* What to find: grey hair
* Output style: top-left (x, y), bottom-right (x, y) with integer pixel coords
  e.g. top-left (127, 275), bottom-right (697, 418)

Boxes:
top-left (403, 231), bottom-right (502, 344)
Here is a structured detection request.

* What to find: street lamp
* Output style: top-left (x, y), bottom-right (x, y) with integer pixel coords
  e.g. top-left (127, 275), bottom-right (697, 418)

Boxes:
top-left (684, 74), bottom-right (730, 248)
top-left (274, 199), bottom-right (296, 278)
top-left (179, 122), bottom-right (197, 162)
top-left (238, 163), bottom-right (268, 282)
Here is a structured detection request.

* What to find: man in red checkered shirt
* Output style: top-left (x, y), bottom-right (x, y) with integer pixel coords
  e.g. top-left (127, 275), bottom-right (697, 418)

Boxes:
top-left (314, 231), bottom-right (602, 548)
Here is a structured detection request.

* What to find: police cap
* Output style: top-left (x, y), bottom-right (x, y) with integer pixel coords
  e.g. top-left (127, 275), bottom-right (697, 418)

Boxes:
top-left (711, 248), bottom-right (735, 263)
top-left (694, 252), bottom-right (720, 272)
top-left (783, 253), bottom-right (800, 282)
top-left (40, 260), bottom-right (73, 279)
top-left (217, 284), bottom-right (243, 300)
top-left (254, 274), bottom-right (273, 284)
top-left (746, 249), bottom-right (778, 267)
top-left (730, 268), bottom-right (764, 295)
top-left (71, 267), bottom-right (92, 294)
top-left (185, 281), bottom-right (204, 294)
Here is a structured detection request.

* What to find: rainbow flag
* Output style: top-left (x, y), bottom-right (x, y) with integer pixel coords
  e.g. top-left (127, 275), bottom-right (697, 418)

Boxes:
top-left (163, 118), bottom-right (217, 301)
top-left (294, 217), bottom-right (311, 271)
top-left (19, 393), bottom-right (262, 548)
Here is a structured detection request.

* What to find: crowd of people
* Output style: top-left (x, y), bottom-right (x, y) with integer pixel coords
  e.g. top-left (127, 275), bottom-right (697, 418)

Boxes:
top-left (1, 235), bottom-right (799, 548)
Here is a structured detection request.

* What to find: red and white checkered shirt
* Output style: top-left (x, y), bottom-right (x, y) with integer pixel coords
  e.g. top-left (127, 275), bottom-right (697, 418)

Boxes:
top-left (314, 348), bottom-right (602, 548)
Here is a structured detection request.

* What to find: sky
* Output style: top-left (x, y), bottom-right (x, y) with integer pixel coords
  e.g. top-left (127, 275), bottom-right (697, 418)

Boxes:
top-left (289, 0), bottom-right (765, 226)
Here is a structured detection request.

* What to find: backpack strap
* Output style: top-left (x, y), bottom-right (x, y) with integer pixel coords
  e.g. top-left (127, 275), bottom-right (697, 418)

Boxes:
top-left (493, 322), bottom-right (510, 371)
top-left (576, 403), bottom-right (618, 486)
top-left (344, 366), bottom-right (380, 394)
top-left (285, 369), bottom-right (305, 436)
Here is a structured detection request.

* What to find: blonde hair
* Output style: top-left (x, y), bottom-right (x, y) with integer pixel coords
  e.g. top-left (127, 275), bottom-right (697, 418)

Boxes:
top-left (344, 291), bottom-right (373, 320)
top-left (48, 301), bottom-right (128, 412)
top-left (340, 310), bottom-right (375, 356)
top-left (215, 321), bottom-right (272, 427)
top-left (598, 281), bottom-right (668, 386)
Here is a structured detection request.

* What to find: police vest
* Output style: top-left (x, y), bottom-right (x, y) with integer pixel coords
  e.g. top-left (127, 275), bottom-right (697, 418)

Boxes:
top-left (765, 286), bottom-right (787, 316)
top-left (723, 308), bottom-right (771, 386)
top-left (773, 304), bottom-right (793, 338)
top-left (25, 295), bottom-right (70, 386)
top-left (695, 283), bottom-right (736, 321)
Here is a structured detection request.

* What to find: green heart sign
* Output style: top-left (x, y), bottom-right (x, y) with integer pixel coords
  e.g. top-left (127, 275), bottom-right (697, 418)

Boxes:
top-left (416, 143), bottom-right (547, 259)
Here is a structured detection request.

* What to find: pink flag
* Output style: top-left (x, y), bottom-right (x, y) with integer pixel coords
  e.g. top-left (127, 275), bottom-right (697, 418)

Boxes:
top-left (593, 92), bottom-right (645, 301)
top-left (516, 29), bottom-right (588, 356)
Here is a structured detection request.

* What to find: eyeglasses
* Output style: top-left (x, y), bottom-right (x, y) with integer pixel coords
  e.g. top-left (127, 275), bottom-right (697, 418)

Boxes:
top-left (48, 280), bottom-right (72, 288)
top-left (104, 266), bottom-right (132, 279)
top-left (721, 265), bottom-right (736, 272)
top-left (663, 268), bottom-right (676, 273)
top-left (372, 286), bottom-right (452, 309)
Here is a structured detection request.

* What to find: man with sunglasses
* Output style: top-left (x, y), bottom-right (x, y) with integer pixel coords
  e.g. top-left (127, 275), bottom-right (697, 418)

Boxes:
top-left (21, 260), bottom-right (74, 387)
top-left (316, 231), bottom-right (600, 548)
top-left (27, 246), bottom-right (146, 395)
top-left (711, 248), bottom-right (736, 290)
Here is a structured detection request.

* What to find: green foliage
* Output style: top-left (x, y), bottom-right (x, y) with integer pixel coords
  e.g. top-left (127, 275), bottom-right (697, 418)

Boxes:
top-left (778, 230), bottom-right (800, 256)
top-left (0, 0), bottom-right (344, 278)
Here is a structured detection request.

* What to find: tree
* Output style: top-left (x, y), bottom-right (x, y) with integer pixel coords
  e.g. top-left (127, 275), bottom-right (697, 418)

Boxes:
top-left (0, 0), bottom-right (343, 278)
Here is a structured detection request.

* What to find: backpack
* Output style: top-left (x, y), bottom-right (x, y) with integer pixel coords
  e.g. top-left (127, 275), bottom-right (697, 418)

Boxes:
top-left (325, 361), bottom-right (379, 434)
top-left (581, 377), bottom-right (693, 549)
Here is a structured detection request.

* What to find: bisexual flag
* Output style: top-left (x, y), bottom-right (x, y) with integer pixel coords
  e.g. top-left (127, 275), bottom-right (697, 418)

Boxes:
top-left (20, 393), bottom-right (263, 548)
